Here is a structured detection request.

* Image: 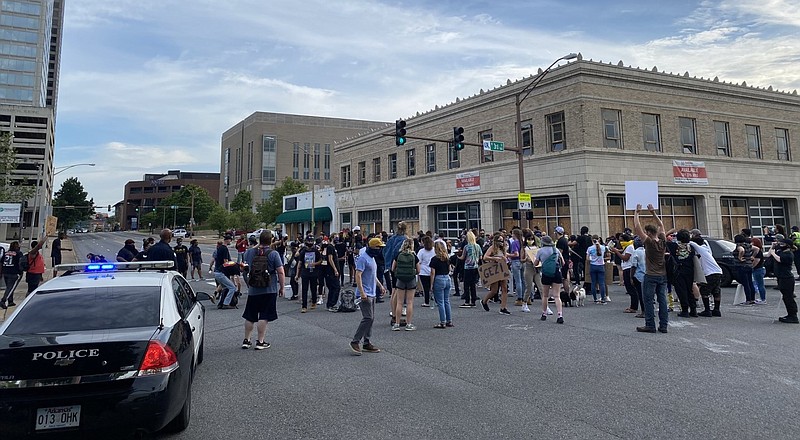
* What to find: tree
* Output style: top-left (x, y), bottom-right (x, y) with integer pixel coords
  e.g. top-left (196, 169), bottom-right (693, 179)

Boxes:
top-left (0, 132), bottom-right (35, 203)
top-left (52, 177), bottom-right (95, 230)
top-left (206, 205), bottom-right (233, 237)
top-left (257, 177), bottom-right (307, 225)
top-left (233, 209), bottom-right (260, 232)
top-left (156, 185), bottom-right (217, 228)
top-left (230, 190), bottom-right (253, 213)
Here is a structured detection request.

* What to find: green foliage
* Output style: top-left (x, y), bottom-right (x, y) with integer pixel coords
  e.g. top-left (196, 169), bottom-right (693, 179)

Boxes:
top-left (0, 132), bottom-right (36, 203)
top-left (234, 209), bottom-right (260, 232)
top-left (52, 177), bottom-right (95, 230)
top-left (155, 185), bottom-right (217, 227)
top-left (230, 190), bottom-right (252, 213)
top-left (206, 205), bottom-right (233, 236)
top-left (257, 177), bottom-right (307, 225)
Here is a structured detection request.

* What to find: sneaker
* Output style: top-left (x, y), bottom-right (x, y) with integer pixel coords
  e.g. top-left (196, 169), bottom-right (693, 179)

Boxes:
top-left (481, 301), bottom-right (490, 311)
top-left (241, 339), bottom-right (252, 349)
top-left (499, 308), bottom-right (511, 315)
top-left (316, 298), bottom-right (324, 305)
top-left (604, 296), bottom-right (611, 302)
top-left (636, 326), bottom-right (657, 333)
top-left (310, 303), bottom-right (317, 310)
top-left (635, 313), bottom-right (644, 318)
top-left (301, 308), bottom-right (308, 313)
top-left (698, 310), bottom-right (713, 317)
top-left (421, 303), bottom-right (430, 307)
top-left (392, 324), bottom-right (401, 331)
top-left (548, 297), bottom-right (555, 304)
top-left (405, 324), bottom-right (417, 331)
top-left (514, 299), bottom-right (523, 306)
top-left (658, 327), bottom-right (668, 333)
top-left (327, 307), bottom-right (338, 312)
top-left (521, 304), bottom-right (530, 313)
top-left (677, 311), bottom-right (689, 318)
top-left (711, 309), bottom-right (722, 317)
top-left (526, 299), bottom-right (532, 305)
top-left (778, 316), bottom-right (800, 324)
top-left (445, 322), bottom-right (455, 328)
top-left (459, 303), bottom-right (471, 308)
top-left (557, 317), bottom-right (564, 324)
top-left (362, 343), bottom-right (381, 353)
top-left (255, 341), bottom-right (270, 350)
top-left (350, 342), bottom-right (362, 355)
top-left (401, 306), bottom-right (407, 316)
top-left (289, 295), bottom-right (298, 301)
top-left (546, 306), bottom-right (554, 315)
top-left (540, 314), bottom-right (547, 321)
top-left (754, 299), bottom-right (767, 305)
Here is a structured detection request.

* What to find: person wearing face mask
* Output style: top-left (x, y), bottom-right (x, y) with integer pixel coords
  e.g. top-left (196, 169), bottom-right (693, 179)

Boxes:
top-left (173, 237), bottom-right (189, 278)
top-left (350, 238), bottom-right (388, 355)
top-left (116, 239), bottom-right (138, 262)
top-left (687, 231), bottom-right (723, 317)
top-left (480, 233), bottom-right (511, 315)
top-left (769, 239), bottom-right (799, 324)
top-left (296, 237), bottom-right (322, 313)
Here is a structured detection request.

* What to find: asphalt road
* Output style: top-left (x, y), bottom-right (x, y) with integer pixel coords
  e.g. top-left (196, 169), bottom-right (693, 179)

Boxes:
top-left (67, 233), bottom-right (800, 439)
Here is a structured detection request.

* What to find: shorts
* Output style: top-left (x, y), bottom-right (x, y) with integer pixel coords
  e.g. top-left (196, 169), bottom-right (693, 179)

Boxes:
top-left (51, 255), bottom-right (62, 266)
top-left (192, 261), bottom-right (202, 269)
top-left (242, 293), bottom-right (278, 323)
top-left (541, 272), bottom-right (563, 286)
top-left (394, 277), bottom-right (417, 290)
top-left (560, 263), bottom-right (569, 279)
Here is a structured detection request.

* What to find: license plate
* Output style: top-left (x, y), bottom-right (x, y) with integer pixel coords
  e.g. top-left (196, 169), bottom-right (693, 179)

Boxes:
top-left (35, 405), bottom-right (81, 430)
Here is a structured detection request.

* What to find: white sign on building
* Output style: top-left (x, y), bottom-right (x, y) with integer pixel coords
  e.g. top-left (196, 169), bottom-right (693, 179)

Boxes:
top-left (456, 171), bottom-right (480, 194)
top-left (0, 203), bottom-right (22, 224)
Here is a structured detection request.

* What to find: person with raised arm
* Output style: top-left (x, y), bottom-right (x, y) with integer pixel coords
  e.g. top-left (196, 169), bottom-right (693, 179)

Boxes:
top-left (634, 204), bottom-right (669, 334)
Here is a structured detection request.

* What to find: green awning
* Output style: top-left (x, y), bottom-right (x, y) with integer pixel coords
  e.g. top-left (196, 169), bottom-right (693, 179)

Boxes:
top-left (275, 207), bottom-right (333, 224)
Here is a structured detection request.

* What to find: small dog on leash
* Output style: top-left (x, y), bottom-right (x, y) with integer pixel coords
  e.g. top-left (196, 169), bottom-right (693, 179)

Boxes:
top-left (560, 290), bottom-right (573, 307)
top-left (571, 285), bottom-right (586, 307)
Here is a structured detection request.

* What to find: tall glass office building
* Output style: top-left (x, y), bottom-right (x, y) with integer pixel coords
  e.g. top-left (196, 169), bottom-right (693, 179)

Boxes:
top-left (0, 0), bottom-right (63, 241)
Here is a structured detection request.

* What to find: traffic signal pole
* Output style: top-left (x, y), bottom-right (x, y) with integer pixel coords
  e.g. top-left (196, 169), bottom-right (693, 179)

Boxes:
top-left (380, 133), bottom-right (520, 152)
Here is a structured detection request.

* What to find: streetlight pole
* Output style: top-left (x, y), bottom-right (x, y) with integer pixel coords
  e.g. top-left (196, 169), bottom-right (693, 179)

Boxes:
top-left (514, 53), bottom-right (578, 227)
top-left (53, 163), bottom-right (95, 176)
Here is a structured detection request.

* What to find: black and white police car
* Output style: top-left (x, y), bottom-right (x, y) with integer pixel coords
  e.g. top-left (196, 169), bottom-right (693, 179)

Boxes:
top-left (0, 261), bottom-right (211, 438)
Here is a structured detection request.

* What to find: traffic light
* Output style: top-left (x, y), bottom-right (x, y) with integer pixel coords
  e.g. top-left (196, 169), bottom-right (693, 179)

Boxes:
top-left (107, 204), bottom-right (111, 211)
top-left (395, 119), bottom-right (407, 146)
top-left (152, 207), bottom-right (156, 212)
top-left (453, 126), bottom-right (465, 151)
top-left (135, 207), bottom-right (139, 213)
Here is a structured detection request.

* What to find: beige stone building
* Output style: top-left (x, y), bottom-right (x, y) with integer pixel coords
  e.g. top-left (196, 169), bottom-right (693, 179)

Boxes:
top-left (219, 112), bottom-right (387, 212)
top-left (334, 55), bottom-right (800, 241)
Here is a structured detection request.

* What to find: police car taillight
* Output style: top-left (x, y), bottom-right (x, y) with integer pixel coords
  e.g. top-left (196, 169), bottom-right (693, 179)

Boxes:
top-left (138, 341), bottom-right (178, 376)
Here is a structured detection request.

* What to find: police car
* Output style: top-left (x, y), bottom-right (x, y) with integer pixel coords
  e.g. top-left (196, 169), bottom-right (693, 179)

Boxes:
top-left (0, 261), bottom-right (211, 438)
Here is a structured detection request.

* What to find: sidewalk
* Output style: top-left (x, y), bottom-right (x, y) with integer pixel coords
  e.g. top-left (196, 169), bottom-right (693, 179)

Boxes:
top-left (1, 237), bottom-right (77, 323)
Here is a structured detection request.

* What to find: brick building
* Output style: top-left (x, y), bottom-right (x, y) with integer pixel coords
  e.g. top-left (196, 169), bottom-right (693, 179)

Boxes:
top-left (334, 54), bottom-right (800, 240)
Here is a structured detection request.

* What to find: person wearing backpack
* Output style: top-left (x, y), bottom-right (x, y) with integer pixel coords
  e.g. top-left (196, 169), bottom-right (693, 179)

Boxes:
top-left (733, 234), bottom-right (758, 305)
top-left (391, 238), bottom-right (419, 331)
top-left (533, 235), bottom-right (565, 323)
top-left (458, 230), bottom-right (483, 308)
top-left (666, 229), bottom-right (698, 317)
top-left (24, 236), bottom-right (47, 295)
top-left (1, 241), bottom-right (22, 308)
top-left (240, 230), bottom-right (285, 350)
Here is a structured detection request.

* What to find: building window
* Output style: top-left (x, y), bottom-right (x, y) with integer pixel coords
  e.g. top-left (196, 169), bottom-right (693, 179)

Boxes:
top-left (746, 125), bottom-right (761, 159)
top-left (357, 161), bottom-right (366, 185)
top-left (292, 142), bottom-right (299, 179)
top-left (262, 135), bottom-right (276, 182)
top-left (547, 111), bottom-right (566, 152)
top-left (357, 209), bottom-right (383, 234)
top-left (481, 131), bottom-right (493, 163)
top-left (406, 148), bottom-right (416, 176)
top-left (389, 153), bottom-right (397, 179)
top-left (714, 121), bottom-right (730, 156)
top-left (341, 165), bottom-right (351, 188)
top-left (607, 195), bottom-right (696, 233)
top-left (448, 142), bottom-right (460, 169)
top-left (720, 198), bottom-right (749, 241)
top-left (776, 128), bottom-right (790, 161)
top-left (247, 141), bottom-right (253, 180)
top-left (324, 144), bottom-right (331, 179)
top-left (340, 212), bottom-right (352, 228)
top-left (501, 197), bottom-right (570, 232)
top-left (223, 148), bottom-right (230, 189)
top-left (520, 120), bottom-right (533, 156)
top-left (373, 157), bottom-right (381, 182)
top-left (602, 109), bottom-right (622, 149)
top-left (679, 117), bottom-right (697, 154)
top-left (434, 203), bottom-right (481, 238)
top-left (261, 190), bottom-right (270, 203)
top-left (303, 143), bottom-right (310, 180)
top-left (748, 198), bottom-right (788, 239)
top-left (426, 144), bottom-right (436, 173)
top-left (642, 113), bottom-right (661, 152)
top-left (313, 143), bottom-right (321, 180)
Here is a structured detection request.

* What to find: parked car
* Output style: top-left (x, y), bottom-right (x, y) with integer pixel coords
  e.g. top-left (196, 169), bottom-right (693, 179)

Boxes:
top-left (247, 228), bottom-right (267, 241)
top-left (702, 238), bottom-right (738, 287)
top-left (173, 228), bottom-right (191, 238)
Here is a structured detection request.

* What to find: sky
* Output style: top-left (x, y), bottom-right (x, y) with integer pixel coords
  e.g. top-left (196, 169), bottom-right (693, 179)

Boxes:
top-left (53, 0), bottom-right (800, 211)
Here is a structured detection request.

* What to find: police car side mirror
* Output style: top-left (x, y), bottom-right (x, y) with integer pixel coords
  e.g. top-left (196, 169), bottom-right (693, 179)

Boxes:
top-left (195, 292), bottom-right (215, 302)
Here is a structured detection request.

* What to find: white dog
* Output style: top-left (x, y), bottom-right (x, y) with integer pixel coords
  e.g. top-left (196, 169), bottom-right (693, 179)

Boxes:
top-left (571, 286), bottom-right (586, 307)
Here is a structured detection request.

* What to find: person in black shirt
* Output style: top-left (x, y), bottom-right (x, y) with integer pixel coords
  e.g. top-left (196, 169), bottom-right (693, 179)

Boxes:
top-left (554, 226), bottom-right (571, 296)
top-left (116, 239), bottom-right (138, 262)
top-left (334, 234), bottom-right (348, 285)
top-left (321, 237), bottom-right (341, 311)
top-left (173, 237), bottom-right (189, 277)
top-left (1, 241), bottom-right (22, 308)
top-left (146, 229), bottom-right (178, 268)
top-left (769, 238), bottom-right (798, 324)
top-left (573, 226), bottom-right (593, 288)
top-left (214, 235), bottom-right (239, 309)
top-left (51, 232), bottom-right (71, 277)
top-left (296, 237), bottom-right (322, 312)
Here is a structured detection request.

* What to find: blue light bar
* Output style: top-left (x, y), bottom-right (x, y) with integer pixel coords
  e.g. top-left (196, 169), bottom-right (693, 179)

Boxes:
top-left (100, 264), bottom-right (115, 270)
top-left (86, 264), bottom-right (101, 271)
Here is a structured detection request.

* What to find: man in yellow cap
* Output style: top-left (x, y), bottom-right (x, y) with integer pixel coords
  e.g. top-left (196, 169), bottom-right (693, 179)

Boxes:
top-left (349, 237), bottom-right (388, 355)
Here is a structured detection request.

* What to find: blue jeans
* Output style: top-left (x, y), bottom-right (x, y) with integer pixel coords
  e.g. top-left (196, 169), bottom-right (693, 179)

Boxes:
top-left (735, 266), bottom-right (755, 302)
top-left (433, 275), bottom-right (452, 323)
top-left (214, 271), bottom-right (238, 305)
top-left (752, 267), bottom-right (766, 301)
top-left (511, 259), bottom-right (525, 300)
top-left (589, 264), bottom-right (606, 301)
top-left (643, 274), bottom-right (669, 330)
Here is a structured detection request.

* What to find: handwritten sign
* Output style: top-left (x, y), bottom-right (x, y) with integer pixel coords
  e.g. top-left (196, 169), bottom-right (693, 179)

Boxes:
top-left (45, 215), bottom-right (58, 236)
top-left (479, 258), bottom-right (510, 286)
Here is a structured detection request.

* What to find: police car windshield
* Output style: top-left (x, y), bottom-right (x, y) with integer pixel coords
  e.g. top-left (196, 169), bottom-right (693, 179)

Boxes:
top-left (3, 287), bottom-right (161, 335)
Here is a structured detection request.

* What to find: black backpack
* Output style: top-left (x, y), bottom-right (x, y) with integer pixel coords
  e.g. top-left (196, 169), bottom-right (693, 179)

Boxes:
top-left (338, 289), bottom-right (357, 312)
top-left (395, 251), bottom-right (416, 282)
top-left (247, 248), bottom-right (273, 288)
top-left (18, 252), bottom-right (31, 272)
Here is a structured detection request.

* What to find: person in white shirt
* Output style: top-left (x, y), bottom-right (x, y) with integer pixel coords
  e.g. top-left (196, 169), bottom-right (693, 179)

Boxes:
top-left (586, 235), bottom-right (608, 303)
top-left (688, 232), bottom-right (723, 317)
top-left (610, 234), bottom-right (638, 313)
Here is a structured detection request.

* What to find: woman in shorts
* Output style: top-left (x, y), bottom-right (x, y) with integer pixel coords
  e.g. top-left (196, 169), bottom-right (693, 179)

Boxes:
top-left (533, 235), bottom-right (565, 323)
top-left (481, 233), bottom-right (511, 315)
top-left (391, 238), bottom-right (419, 331)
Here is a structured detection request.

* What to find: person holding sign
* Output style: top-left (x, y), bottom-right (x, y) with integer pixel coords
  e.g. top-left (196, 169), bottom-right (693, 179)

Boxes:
top-left (480, 233), bottom-right (511, 315)
top-left (634, 204), bottom-right (669, 333)
top-left (533, 235), bottom-right (565, 323)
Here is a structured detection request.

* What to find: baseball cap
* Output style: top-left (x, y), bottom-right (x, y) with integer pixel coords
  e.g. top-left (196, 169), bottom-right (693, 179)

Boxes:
top-left (353, 225), bottom-right (361, 231)
top-left (555, 226), bottom-right (565, 235)
top-left (368, 237), bottom-right (385, 247)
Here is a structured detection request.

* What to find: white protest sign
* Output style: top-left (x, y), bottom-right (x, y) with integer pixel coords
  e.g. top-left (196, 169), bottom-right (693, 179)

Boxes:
top-left (624, 181), bottom-right (658, 211)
